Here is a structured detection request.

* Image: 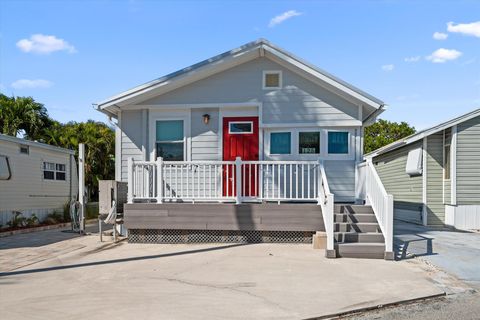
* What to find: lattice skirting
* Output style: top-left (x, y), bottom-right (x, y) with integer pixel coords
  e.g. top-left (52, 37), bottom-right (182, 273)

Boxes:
top-left (128, 229), bottom-right (314, 244)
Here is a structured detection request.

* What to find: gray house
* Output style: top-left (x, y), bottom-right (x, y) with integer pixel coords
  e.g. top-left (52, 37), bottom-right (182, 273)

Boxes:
top-left (365, 109), bottom-right (480, 230)
top-left (97, 39), bottom-right (396, 259)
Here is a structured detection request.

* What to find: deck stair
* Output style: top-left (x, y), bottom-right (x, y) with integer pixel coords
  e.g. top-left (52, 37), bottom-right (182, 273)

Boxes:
top-left (333, 204), bottom-right (386, 259)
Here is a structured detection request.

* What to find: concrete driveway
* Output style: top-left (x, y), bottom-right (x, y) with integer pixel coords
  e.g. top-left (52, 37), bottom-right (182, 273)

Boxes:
top-left (395, 221), bottom-right (480, 290)
top-left (0, 228), bottom-right (445, 320)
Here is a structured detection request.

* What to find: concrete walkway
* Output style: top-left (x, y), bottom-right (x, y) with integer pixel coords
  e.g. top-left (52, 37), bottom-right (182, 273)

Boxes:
top-left (394, 221), bottom-right (480, 290)
top-left (0, 229), bottom-right (446, 320)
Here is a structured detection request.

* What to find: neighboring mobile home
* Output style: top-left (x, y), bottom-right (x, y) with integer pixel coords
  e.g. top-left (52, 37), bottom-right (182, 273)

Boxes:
top-left (0, 134), bottom-right (78, 227)
top-left (97, 39), bottom-right (395, 259)
top-left (365, 109), bottom-right (480, 230)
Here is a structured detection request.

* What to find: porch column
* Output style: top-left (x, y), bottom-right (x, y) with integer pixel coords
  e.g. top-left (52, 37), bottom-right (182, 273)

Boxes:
top-left (156, 157), bottom-right (163, 203)
top-left (127, 157), bottom-right (134, 204)
top-left (235, 157), bottom-right (242, 204)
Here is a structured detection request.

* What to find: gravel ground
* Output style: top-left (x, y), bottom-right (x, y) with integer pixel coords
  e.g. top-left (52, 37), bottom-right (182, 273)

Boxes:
top-left (342, 291), bottom-right (480, 320)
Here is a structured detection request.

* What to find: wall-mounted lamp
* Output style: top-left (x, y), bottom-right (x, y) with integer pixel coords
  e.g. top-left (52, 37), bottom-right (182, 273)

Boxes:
top-left (202, 114), bottom-right (210, 125)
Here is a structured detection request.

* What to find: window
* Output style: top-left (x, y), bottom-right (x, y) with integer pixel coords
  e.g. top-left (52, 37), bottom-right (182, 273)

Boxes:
top-left (43, 162), bottom-right (66, 181)
top-left (299, 132), bottom-right (320, 154)
top-left (263, 71), bottom-right (282, 89)
top-left (0, 156), bottom-right (11, 180)
top-left (156, 120), bottom-right (184, 161)
top-left (19, 145), bottom-right (29, 154)
top-left (444, 145), bottom-right (451, 180)
top-left (328, 132), bottom-right (349, 154)
top-left (270, 132), bottom-right (291, 154)
top-left (229, 122), bottom-right (253, 134)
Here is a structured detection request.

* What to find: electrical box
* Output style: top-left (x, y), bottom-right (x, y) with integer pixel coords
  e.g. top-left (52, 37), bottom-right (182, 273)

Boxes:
top-left (99, 180), bottom-right (128, 214)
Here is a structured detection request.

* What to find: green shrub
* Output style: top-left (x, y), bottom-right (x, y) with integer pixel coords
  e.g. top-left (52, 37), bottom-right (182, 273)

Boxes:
top-left (25, 214), bottom-right (40, 227)
top-left (7, 211), bottom-right (27, 228)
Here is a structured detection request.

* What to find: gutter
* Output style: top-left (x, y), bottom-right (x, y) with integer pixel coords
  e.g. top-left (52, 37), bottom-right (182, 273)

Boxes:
top-left (363, 104), bottom-right (387, 126)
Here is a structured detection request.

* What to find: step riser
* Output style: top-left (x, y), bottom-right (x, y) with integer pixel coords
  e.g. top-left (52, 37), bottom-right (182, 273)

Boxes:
top-left (335, 244), bottom-right (386, 259)
top-left (336, 252), bottom-right (385, 259)
top-left (334, 214), bottom-right (378, 223)
top-left (335, 206), bottom-right (374, 214)
top-left (335, 233), bottom-right (385, 243)
top-left (334, 224), bottom-right (381, 233)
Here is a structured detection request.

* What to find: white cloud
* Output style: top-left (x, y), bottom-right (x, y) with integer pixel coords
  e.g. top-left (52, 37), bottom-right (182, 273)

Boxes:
top-left (404, 56), bottom-right (421, 63)
top-left (269, 10), bottom-right (302, 28)
top-left (426, 48), bottom-right (462, 63)
top-left (433, 32), bottom-right (448, 40)
top-left (447, 21), bottom-right (480, 38)
top-left (381, 64), bottom-right (395, 72)
top-left (11, 79), bottom-right (53, 89)
top-left (16, 34), bottom-right (76, 54)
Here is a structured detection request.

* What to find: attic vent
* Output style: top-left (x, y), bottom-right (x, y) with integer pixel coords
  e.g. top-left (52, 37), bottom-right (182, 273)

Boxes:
top-left (406, 147), bottom-right (423, 176)
top-left (263, 71), bottom-right (282, 89)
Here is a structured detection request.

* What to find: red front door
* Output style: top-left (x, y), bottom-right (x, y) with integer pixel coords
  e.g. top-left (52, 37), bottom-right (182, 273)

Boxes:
top-left (223, 117), bottom-right (259, 197)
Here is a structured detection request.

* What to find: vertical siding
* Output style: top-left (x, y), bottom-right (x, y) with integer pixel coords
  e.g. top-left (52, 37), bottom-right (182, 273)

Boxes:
top-left (120, 110), bottom-right (144, 181)
top-left (139, 57), bottom-right (361, 126)
top-left (456, 116), bottom-right (480, 205)
top-left (426, 133), bottom-right (445, 225)
top-left (0, 140), bottom-right (77, 224)
top-left (190, 108), bottom-right (220, 160)
top-left (324, 160), bottom-right (355, 202)
top-left (373, 142), bottom-right (424, 223)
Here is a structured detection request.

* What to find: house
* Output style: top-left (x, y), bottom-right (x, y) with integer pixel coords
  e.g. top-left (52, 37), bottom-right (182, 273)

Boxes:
top-left (0, 134), bottom-right (78, 227)
top-left (96, 39), bottom-right (394, 259)
top-left (365, 108), bottom-right (480, 230)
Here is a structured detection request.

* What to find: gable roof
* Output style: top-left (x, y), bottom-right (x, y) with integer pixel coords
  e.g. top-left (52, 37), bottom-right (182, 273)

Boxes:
top-left (365, 108), bottom-right (480, 158)
top-left (0, 134), bottom-right (75, 155)
top-left (96, 39), bottom-right (385, 118)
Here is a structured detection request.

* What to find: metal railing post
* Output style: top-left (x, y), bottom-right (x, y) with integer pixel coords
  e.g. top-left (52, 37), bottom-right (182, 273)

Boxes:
top-left (235, 157), bottom-right (242, 204)
top-left (156, 157), bottom-right (163, 203)
top-left (127, 157), bottom-right (134, 204)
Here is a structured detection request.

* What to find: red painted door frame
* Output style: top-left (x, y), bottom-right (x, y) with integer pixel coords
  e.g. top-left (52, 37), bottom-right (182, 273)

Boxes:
top-left (222, 117), bottom-right (259, 197)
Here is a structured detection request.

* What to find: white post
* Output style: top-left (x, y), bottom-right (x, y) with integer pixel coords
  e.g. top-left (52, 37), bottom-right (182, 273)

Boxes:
top-left (317, 159), bottom-right (322, 205)
top-left (78, 143), bottom-right (85, 234)
top-left (235, 157), bottom-right (242, 204)
top-left (127, 157), bottom-right (134, 204)
top-left (326, 193), bottom-right (335, 253)
top-left (385, 194), bottom-right (394, 259)
top-left (156, 157), bottom-right (163, 203)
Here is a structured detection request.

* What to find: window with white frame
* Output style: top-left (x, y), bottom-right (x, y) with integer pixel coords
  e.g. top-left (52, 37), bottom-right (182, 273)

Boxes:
top-left (328, 131), bottom-right (349, 154)
top-left (270, 132), bottom-right (291, 154)
top-left (43, 162), bottom-right (66, 181)
top-left (299, 131), bottom-right (320, 154)
top-left (156, 120), bottom-right (184, 161)
top-left (263, 71), bottom-right (282, 89)
top-left (0, 156), bottom-right (11, 180)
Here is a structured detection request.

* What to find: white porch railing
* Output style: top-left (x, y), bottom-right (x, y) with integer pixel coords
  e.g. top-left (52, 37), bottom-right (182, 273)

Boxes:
top-left (365, 159), bottom-right (394, 257)
top-left (318, 161), bottom-right (335, 257)
top-left (127, 157), bottom-right (325, 204)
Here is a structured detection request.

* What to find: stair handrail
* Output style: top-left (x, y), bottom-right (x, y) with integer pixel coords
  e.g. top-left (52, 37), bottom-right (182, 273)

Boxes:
top-left (365, 159), bottom-right (394, 259)
top-left (317, 160), bottom-right (335, 258)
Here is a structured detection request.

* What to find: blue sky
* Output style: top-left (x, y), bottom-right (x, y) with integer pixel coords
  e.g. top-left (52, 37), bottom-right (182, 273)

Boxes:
top-left (1, 0), bottom-right (479, 130)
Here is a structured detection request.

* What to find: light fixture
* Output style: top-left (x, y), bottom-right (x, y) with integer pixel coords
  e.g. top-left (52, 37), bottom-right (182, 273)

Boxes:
top-left (202, 114), bottom-right (210, 124)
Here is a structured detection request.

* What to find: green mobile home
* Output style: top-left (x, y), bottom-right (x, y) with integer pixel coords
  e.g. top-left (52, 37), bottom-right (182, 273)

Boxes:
top-left (365, 109), bottom-right (480, 230)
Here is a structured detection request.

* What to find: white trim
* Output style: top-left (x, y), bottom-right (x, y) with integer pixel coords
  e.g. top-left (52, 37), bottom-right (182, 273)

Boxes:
top-left (261, 120), bottom-right (362, 128)
top-left (422, 137), bottom-right (428, 226)
top-left (451, 125), bottom-right (457, 205)
top-left (142, 109), bottom-right (148, 161)
top-left (130, 102), bottom-right (263, 110)
top-left (443, 130), bottom-right (445, 204)
top-left (262, 70), bottom-right (282, 90)
top-left (115, 111), bottom-right (122, 181)
top-left (228, 121), bottom-right (254, 134)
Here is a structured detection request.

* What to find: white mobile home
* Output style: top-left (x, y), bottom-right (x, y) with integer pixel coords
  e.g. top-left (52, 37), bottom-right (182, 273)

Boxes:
top-left (97, 39), bottom-right (396, 259)
top-left (0, 134), bottom-right (78, 227)
top-left (366, 109), bottom-right (480, 230)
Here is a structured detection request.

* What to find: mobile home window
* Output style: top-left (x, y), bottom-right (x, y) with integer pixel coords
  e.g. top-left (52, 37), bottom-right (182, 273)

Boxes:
top-left (270, 132), bottom-right (291, 154)
top-left (263, 71), bottom-right (282, 89)
top-left (299, 132), bottom-right (320, 154)
top-left (19, 145), bottom-right (29, 154)
top-left (328, 132), bottom-right (349, 154)
top-left (0, 156), bottom-right (11, 180)
top-left (43, 162), bottom-right (66, 181)
top-left (444, 145), bottom-right (451, 180)
top-left (156, 120), bottom-right (184, 161)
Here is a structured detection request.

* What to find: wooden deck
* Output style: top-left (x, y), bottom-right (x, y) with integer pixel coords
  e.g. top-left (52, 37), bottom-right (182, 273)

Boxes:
top-left (124, 203), bottom-right (324, 232)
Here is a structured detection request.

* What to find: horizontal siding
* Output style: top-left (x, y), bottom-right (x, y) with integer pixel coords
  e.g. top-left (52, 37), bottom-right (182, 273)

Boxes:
top-left (456, 115), bottom-right (480, 205)
top-left (324, 160), bottom-right (355, 202)
top-left (139, 57), bottom-right (360, 125)
top-left (121, 110), bottom-right (144, 181)
top-left (191, 108), bottom-right (220, 161)
top-left (426, 133), bottom-right (444, 225)
top-left (373, 141), bottom-right (423, 224)
top-left (0, 139), bottom-right (77, 217)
